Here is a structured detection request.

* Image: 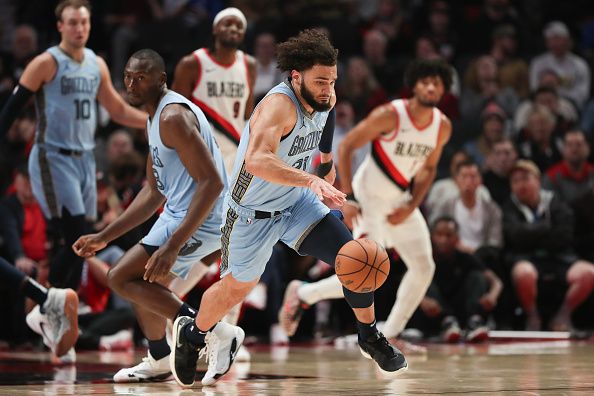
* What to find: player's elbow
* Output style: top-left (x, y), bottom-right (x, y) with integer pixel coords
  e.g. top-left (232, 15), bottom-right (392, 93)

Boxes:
top-left (244, 154), bottom-right (262, 176)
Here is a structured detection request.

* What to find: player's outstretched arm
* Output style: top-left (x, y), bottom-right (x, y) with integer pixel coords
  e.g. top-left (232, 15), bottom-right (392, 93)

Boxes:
top-left (244, 94), bottom-right (345, 206)
top-left (244, 54), bottom-right (257, 120)
top-left (0, 53), bottom-right (55, 138)
top-left (96, 56), bottom-right (147, 129)
top-left (338, 104), bottom-right (399, 196)
top-left (73, 153), bottom-right (166, 258)
top-left (387, 115), bottom-right (452, 225)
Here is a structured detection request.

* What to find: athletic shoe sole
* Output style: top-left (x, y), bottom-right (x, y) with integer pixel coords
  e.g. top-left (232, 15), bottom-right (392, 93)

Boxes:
top-left (359, 347), bottom-right (409, 377)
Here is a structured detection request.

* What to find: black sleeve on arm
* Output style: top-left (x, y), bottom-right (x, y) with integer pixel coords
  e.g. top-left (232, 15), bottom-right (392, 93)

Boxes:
top-left (0, 84), bottom-right (34, 139)
top-left (318, 107), bottom-right (335, 154)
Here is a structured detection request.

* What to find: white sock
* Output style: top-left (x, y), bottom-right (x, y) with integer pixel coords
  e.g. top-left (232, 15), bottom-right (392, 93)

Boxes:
top-left (223, 302), bottom-right (242, 325)
top-left (297, 275), bottom-right (344, 306)
top-left (382, 256), bottom-right (435, 338)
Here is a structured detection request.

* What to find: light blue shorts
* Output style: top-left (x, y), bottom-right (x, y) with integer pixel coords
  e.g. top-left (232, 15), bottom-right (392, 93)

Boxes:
top-left (141, 209), bottom-right (222, 279)
top-left (28, 144), bottom-right (96, 219)
top-left (220, 189), bottom-right (330, 282)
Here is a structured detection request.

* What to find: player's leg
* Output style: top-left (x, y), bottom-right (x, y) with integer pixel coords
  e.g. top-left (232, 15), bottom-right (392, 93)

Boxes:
top-left (381, 210), bottom-right (434, 350)
top-left (171, 206), bottom-right (276, 387)
top-left (0, 255), bottom-right (79, 357)
top-left (287, 193), bottom-right (407, 375)
top-left (28, 148), bottom-right (93, 289)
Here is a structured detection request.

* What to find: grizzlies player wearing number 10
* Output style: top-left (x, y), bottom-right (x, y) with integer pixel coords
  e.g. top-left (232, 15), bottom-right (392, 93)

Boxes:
top-left (171, 30), bottom-right (407, 388)
top-left (0, 0), bottom-right (147, 294)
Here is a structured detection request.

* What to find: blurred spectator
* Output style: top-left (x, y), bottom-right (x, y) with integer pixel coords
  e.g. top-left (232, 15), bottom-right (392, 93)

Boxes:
top-left (0, 165), bottom-right (47, 274)
top-left (425, 150), bottom-right (490, 214)
top-left (430, 160), bottom-right (503, 257)
top-left (424, 0), bottom-right (458, 62)
top-left (7, 24), bottom-right (38, 81)
top-left (517, 104), bottom-right (561, 172)
top-left (580, 99), bottom-right (594, 142)
top-left (514, 86), bottom-right (578, 139)
top-left (362, 29), bottom-right (404, 97)
top-left (332, 100), bottom-right (368, 174)
top-left (337, 57), bottom-right (387, 121)
top-left (95, 129), bottom-right (135, 175)
top-left (503, 160), bottom-right (594, 331)
top-left (252, 32), bottom-right (283, 101)
top-left (572, 185), bottom-right (594, 263)
top-left (418, 216), bottom-right (502, 343)
top-left (463, 102), bottom-right (508, 169)
top-left (544, 130), bottom-right (594, 204)
top-left (462, 0), bottom-right (520, 54)
top-left (460, 55), bottom-right (519, 128)
top-left (367, 0), bottom-right (414, 54)
top-left (529, 21), bottom-right (590, 109)
top-left (489, 24), bottom-right (529, 99)
top-left (0, 110), bottom-right (35, 194)
top-left (482, 138), bottom-right (517, 206)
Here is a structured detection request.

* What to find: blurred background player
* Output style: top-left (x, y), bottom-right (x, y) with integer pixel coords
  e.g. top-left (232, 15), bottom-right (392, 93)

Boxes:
top-left (279, 59), bottom-right (452, 354)
top-left (0, 0), bottom-right (146, 350)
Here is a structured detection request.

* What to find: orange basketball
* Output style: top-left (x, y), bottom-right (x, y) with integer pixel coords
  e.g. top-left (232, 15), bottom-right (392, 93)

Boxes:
top-left (335, 239), bottom-right (390, 293)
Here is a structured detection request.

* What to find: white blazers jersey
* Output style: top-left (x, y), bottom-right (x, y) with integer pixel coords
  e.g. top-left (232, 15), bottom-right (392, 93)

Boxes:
top-left (190, 48), bottom-right (250, 145)
top-left (367, 99), bottom-right (443, 191)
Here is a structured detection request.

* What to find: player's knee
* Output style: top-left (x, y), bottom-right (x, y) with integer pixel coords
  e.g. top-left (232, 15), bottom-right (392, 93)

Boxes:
top-left (220, 274), bottom-right (258, 306)
top-left (107, 266), bottom-right (125, 294)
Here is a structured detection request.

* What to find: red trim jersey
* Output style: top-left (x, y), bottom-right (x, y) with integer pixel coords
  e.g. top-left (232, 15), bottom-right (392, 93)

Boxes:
top-left (369, 99), bottom-right (443, 191)
top-left (190, 48), bottom-right (250, 145)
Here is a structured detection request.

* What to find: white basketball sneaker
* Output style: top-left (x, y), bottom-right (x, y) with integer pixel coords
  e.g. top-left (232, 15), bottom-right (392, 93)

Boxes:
top-left (26, 288), bottom-right (79, 357)
top-left (113, 352), bottom-right (172, 383)
top-left (201, 321), bottom-right (245, 386)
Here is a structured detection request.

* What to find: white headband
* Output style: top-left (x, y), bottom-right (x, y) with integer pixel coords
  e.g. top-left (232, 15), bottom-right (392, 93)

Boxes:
top-left (213, 7), bottom-right (247, 29)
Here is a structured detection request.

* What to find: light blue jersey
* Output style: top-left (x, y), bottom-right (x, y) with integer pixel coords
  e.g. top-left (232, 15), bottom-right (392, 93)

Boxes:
top-left (147, 90), bottom-right (228, 219)
top-left (142, 90), bottom-right (228, 278)
top-left (219, 81), bottom-right (332, 282)
top-left (35, 46), bottom-right (101, 151)
top-left (229, 81), bottom-right (329, 211)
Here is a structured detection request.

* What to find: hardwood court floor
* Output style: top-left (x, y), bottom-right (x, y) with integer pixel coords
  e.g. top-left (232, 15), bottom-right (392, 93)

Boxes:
top-left (1, 340), bottom-right (594, 395)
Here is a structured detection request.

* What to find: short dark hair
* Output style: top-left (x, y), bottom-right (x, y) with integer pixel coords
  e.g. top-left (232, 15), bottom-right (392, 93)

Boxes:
top-left (431, 215), bottom-right (458, 231)
top-left (277, 29), bottom-right (338, 73)
top-left (404, 59), bottom-right (453, 92)
top-left (130, 49), bottom-right (166, 73)
top-left (55, 0), bottom-right (91, 21)
top-left (454, 158), bottom-right (479, 175)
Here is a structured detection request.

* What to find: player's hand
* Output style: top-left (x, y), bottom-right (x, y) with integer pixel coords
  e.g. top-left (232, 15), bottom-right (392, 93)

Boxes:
top-left (72, 234), bottom-right (107, 257)
top-left (386, 204), bottom-right (414, 225)
top-left (143, 242), bottom-right (178, 283)
top-left (308, 177), bottom-right (346, 206)
top-left (479, 293), bottom-right (498, 312)
top-left (15, 257), bottom-right (37, 275)
top-left (343, 201), bottom-right (360, 230)
top-left (420, 297), bottom-right (442, 317)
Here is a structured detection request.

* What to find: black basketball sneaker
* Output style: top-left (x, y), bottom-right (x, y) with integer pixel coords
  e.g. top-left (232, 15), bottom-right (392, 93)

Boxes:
top-left (170, 316), bottom-right (202, 387)
top-left (359, 331), bottom-right (408, 375)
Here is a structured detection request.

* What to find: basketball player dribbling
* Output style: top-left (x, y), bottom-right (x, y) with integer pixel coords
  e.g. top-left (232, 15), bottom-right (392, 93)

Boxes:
top-left (170, 30), bottom-right (408, 388)
top-left (279, 59), bottom-right (453, 354)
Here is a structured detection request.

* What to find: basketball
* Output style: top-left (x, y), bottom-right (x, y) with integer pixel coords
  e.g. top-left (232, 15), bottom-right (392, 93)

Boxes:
top-left (335, 239), bottom-right (390, 293)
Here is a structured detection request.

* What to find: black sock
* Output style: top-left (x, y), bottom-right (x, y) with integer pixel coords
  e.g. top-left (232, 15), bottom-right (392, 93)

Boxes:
top-left (183, 322), bottom-right (208, 347)
top-left (176, 303), bottom-right (197, 319)
top-left (148, 336), bottom-right (171, 360)
top-left (357, 319), bottom-right (378, 340)
top-left (23, 278), bottom-right (48, 308)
